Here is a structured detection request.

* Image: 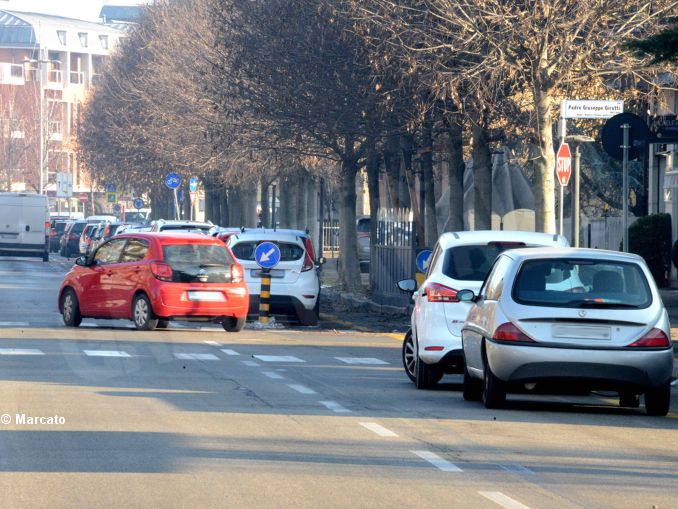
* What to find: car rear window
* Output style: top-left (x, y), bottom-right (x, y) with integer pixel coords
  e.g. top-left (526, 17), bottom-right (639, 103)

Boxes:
top-left (231, 241), bottom-right (304, 261)
top-left (442, 242), bottom-right (527, 281)
top-left (70, 222), bottom-right (86, 234)
top-left (513, 259), bottom-right (652, 309)
top-left (162, 243), bottom-right (235, 283)
top-left (160, 225), bottom-right (211, 233)
top-left (54, 222), bottom-right (68, 233)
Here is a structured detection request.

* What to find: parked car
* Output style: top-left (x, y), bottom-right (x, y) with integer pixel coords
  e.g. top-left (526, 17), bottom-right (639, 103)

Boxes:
top-left (50, 219), bottom-right (71, 253)
top-left (90, 222), bottom-right (128, 253)
top-left (79, 222), bottom-right (105, 255)
top-left (0, 192), bottom-right (50, 261)
top-left (149, 219), bottom-right (215, 234)
top-left (458, 247), bottom-right (674, 416)
top-left (226, 229), bottom-right (322, 325)
top-left (58, 233), bottom-right (248, 331)
top-left (357, 216), bottom-right (371, 269)
top-left (85, 223), bottom-right (108, 256)
top-left (60, 220), bottom-right (88, 258)
top-left (397, 230), bottom-right (569, 389)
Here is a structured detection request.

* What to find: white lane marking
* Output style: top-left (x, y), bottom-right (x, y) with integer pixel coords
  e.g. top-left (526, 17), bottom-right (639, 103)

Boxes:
top-left (359, 422), bottom-right (398, 437)
top-left (479, 491), bottom-right (531, 509)
top-left (204, 341), bottom-right (221, 347)
top-left (254, 355), bottom-right (305, 363)
top-left (0, 348), bottom-right (44, 355)
top-left (287, 384), bottom-right (316, 394)
top-left (499, 464), bottom-right (534, 474)
top-left (319, 400), bottom-right (351, 413)
top-left (83, 350), bottom-right (131, 358)
top-left (0, 322), bottom-right (29, 327)
top-left (221, 349), bottom-right (240, 356)
top-left (174, 353), bottom-right (219, 360)
top-left (335, 357), bottom-right (389, 365)
top-left (411, 450), bottom-right (462, 472)
top-left (242, 360), bottom-right (260, 367)
top-left (262, 371), bottom-right (284, 380)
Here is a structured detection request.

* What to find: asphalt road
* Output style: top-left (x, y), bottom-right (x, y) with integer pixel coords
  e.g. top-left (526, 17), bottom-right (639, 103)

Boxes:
top-left (0, 256), bottom-right (676, 508)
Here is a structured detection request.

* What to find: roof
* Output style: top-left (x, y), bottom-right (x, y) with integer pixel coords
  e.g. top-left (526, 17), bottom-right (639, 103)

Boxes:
top-left (439, 230), bottom-right (568, 249)
top-left (505, 247), bottom-right (644, 263)
top-left (120, 232), bottom-right (223, 245)
top-left (99, 5), bottom-right (142, 23)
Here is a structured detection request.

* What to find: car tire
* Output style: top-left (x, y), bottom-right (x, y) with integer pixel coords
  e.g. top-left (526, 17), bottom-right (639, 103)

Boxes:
top-left (61, 289), bottom-right (82, 327)
top-left (157, 319), bottom-right (170, 329)
top-left (482, 364), bottom-right (506, 409)
top-left (463, 357), bottom-right (483, 401)
top-left (402, 329), bottom-right (416, 383)
top-left (619, 391), bottom-right (640, 408)
top-left (298, 303), bottom-right (319, 326)
top-left (222, 316), bottom-right (246, 332)
top-left (415, 356), bottom-right (442, 389)
top-left (644, 382), bottom-right (671, 416)
top-left (132, 294), bottom-right (158, 331)
top-left (42, 251), bottom-right (49, 262)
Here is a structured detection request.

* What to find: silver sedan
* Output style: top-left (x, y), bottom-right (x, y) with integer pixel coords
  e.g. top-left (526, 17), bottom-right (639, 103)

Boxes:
top-left (459, 247), bottom-right (674, 416)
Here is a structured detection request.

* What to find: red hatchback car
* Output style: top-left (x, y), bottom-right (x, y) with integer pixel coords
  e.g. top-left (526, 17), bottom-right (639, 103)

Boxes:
top-left (58, 233), bottom-right (249, 331)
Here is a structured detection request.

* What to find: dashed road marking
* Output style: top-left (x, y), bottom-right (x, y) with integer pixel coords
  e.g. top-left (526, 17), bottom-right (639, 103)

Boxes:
top-left (359, 422), bottom-right (398, 437)
top-left (335, 357), bottom-right (389, 365)
top-left (479, 491), bottom-right (531, 509)
top-left (262, 371), bottom-right (284, 380)
top-left (499, 464), bottom-right (534, 475)
top-left (83, 350), bottom-right (131, 358)
top-left (254, 355), bottom-right (305, 363)
top-left (287, 384), bottom-right (316, 395)
top-left (0, 348), bottom-right (44, 355)
top-left (411, 450), bottom-right (462, 472)
top-left (319, 400), bottom-right (350, 413)
top-left (174, 353), bottom-right (219, 361)
top-left (221, 349), bottom-right (240, 356)
top-left (242, 360), bottom-right (260, 367)
top-left (0, 322), bottom-right (29, 327)
top-left (204, 341), bottom-right (221, 347)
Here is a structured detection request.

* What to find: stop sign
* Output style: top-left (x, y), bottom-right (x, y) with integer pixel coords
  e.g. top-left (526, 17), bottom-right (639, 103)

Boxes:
top-left (555, 143), bottom-right (572, 186)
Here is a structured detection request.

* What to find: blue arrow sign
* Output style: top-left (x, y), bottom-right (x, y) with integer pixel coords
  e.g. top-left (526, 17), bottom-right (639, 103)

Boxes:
top-left (416, 249), bottom-right (433, 273)
top-left (189, 176), bottom-right (198, 193)
top-left (255, 241), bottom-right (281, 269)
top-left (165, 172), bottom-right (181, 190)
top-left (133, 198), bottom-right (144, 210)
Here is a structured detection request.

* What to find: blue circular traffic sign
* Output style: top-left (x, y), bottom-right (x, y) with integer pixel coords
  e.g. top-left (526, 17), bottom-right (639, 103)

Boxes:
top-left (416, 249), bottom-right (433, 273)
top-left (113, 203), bottom-right (122, 214)
top-left (189, 176), bottom-right (198, 193)
top-left (255, 242), bottom-right (281, 269)
top-left (165, 172), bottom-right (181, 190)
top-left (133, 198), bottom-right (144, 210)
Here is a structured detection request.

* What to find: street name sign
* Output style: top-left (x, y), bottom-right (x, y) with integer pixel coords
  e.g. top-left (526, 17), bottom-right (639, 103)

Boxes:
top-left (556, 143), bottom-right (572, 186)
top-left (255, 242), bottom-right (281, 269)
top-left (561, 100), bottom-right (624, 119)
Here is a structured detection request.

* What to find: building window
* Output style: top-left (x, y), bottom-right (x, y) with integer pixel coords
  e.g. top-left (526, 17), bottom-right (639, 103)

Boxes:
top-left (78, 32), bottom-right (88, 47)
top-left (99, 35), bottom-right (108, 50)
top-left (57, 30), bottom-right (67, 45)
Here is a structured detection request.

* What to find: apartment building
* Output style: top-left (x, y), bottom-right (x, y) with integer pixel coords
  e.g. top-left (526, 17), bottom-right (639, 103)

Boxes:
top-left (0, 9), bottom-right (125, 212)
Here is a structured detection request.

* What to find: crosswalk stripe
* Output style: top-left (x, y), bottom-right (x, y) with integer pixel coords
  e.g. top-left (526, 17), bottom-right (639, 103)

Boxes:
top-left (83, 350), bottom-right (131, 358)
top-left (0, 348), bottom-right (44, 355)
top-left (174, 353), bottom-right (219, 360)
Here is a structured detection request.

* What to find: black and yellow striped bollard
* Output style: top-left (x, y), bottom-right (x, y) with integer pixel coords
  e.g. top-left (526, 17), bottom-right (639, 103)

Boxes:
top-left (259, 268), bottom-right (271, 324)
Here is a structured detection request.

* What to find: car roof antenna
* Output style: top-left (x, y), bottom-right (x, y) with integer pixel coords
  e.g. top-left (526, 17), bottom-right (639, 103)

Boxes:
top-left (240, 226), bottom-right (245, 233)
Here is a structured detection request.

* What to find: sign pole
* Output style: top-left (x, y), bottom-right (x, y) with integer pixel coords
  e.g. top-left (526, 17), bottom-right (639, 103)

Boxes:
top-left (173, 188), bottom-right (180, 220)
top-left (572, 146), bottom-right (580, 247)
top-left (622, 124), bottom-right (630, 253)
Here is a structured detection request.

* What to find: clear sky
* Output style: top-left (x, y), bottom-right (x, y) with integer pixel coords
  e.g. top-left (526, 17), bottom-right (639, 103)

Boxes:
top-left (1, 1), bottom-right (151, 22)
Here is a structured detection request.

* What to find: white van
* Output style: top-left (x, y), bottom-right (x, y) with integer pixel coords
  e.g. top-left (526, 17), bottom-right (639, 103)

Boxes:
top-left (0, 192), bottom-right (50, 261)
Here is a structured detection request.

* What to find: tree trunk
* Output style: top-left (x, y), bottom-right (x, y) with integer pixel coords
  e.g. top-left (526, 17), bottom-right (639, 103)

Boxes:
top-left (279, 176), bottom-right (293, 228)
top-left (421, 111), bottom-right (437, 245)
top-left (241, 181), bottom-right (258, 227)
top-left (533, 85), bottom-right (556, 233)
top-left (260, 176), bottom-right (270, 227)
top-left (338, 142), bottom-right (361, 292)
top-left (365, 140), bottom-right (380, 291)
top-left (472, 122), bottom-right (492, 231)
top-left (228, 187), bottom-right (241, 227)
top-left (383, 134), bottom-right (400, 208)
top-left (402, 133), bottom-right (424, 248)
top-left (306, 177), bottom-right (319, 254)
top-left (297, 171), bottom-right (309, 230)
top-left (445, 112), bottom-right (465, 232)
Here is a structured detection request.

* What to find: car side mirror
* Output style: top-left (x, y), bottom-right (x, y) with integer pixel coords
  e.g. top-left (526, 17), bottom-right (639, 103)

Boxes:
top-left (318, 256), bottom-right (326, 265)
top-left (456, 289), bottom-right (476, 302)
top-left (75, 256), bottom-right (88, 267)
top-left (397, 279), bottom-right (417, 293)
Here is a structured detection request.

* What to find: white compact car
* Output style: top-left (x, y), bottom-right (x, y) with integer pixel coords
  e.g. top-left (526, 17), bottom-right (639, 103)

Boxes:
top-left (226, 229), bottom-right (322, 325)
top-left (398, 230), bottom-right (569, 389)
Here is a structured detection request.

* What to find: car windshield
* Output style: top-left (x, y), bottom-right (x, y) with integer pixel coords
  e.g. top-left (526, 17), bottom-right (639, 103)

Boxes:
top-left (162, 243), bottom-right (235, 283)
top-left (513, 258), bottom-right (652, 309)
top-left (230, 241), bottom-right (304, 261)
top-left (442, 241), bottom-right (528, 281)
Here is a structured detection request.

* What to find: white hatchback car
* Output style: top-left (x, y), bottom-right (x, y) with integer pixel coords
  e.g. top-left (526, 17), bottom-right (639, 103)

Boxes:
top-left (226, 229), bottom-right (322, 325)
top-left (398, 230), bottom-right (569, 389)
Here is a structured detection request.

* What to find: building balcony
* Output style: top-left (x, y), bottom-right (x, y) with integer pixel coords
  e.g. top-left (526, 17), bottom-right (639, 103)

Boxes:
top-left (0, 63), bottom-right (25, 85)
top-left (45, 69), bottom-right (63, 89)
top-left (69, 71), bottom-right (84, 85)
top-left (49, 121), bottom-right (62, 141)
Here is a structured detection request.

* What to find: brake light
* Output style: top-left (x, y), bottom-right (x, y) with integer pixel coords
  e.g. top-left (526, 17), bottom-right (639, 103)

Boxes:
top-left (627, 328), bottom-right (671, 348)
top-left (231, 263), bottom-right (244, 283)
top-left (50, 230), bottom-right (57, 237)
top-left (151, 261), bottom-right (173, 282)
top-left (44, 221), bottom-right (51, 232)
top-left (493, 323), bottom-right (535, 343)
top-left (302, 238), bottom-right (315, 272)
top-left (426, 282), bottom-right (458, 302)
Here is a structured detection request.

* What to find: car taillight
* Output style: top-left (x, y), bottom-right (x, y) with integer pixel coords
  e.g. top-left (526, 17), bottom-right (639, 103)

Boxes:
top-left (69, 233), bottom-right (78, 240)
top-left (50, 230), bottom-right (57, 237)
top-left (231, 263), bottom-right (244, 283)
top-left (45, 221), bottom-right (51, 232)
top-left (151, 261), bottom-right (173, 282)
top-left (493, 323), bottom-right (535, 343)
top-left (426, 282), bottom-right (458, 302)
top-left (302, 238), bottom-right (316, 272)
top-left (627, 328), bottom-right (671, 348)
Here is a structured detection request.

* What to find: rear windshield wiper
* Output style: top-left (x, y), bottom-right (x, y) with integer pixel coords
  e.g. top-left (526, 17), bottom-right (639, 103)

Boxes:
top-left (199, 263), bottom-right (227, 268)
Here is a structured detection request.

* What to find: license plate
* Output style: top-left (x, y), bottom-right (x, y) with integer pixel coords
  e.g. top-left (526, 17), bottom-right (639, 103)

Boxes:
top-left (187, 291), bottom-right (225, 302)
top-left (250, 269), bottom-right (285, 278)
top-left (0, 234), bottom-right (18, 239)
top-left (552, 325), bottom-right (611, 340)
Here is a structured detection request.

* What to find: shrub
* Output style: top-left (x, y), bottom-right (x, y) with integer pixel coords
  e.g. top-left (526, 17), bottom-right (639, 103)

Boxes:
top-left (628, 213), bottom-right (672, 288)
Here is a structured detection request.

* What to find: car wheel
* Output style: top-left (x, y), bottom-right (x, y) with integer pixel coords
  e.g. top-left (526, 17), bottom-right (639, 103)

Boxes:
top-left (415, 356), bottom-right (442, 389)
top-left (298, 303), bottom-right (319, 326)
top-left (42, 251), bottom-right (49, 262)
top-left (463, 356), bottom-right (482, 401)
top-left (482, 364), bottom-right (506, 409)
top-left (222, 316), bottom-right (246, 332)
top-left (61, 289), bottom-right (82, 327)
top-left (401, 329), bottom-right (416, 383)
top-left (132, 294), bottom-right (158, 331)
top-left (157, 319), bottom-right (170, 329)
top-left (619, 391), bottom-right (640, 408)
top-left (644, 382), bottom-right (671, 416)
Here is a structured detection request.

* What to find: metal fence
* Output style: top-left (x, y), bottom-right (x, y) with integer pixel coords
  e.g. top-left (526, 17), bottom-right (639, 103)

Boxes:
top-left (322, 220), bottom-right (340, 257)
top-left (562, 216), bottom-right (638, 250)
top-left (371, 208), bottom-right (415, 306)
